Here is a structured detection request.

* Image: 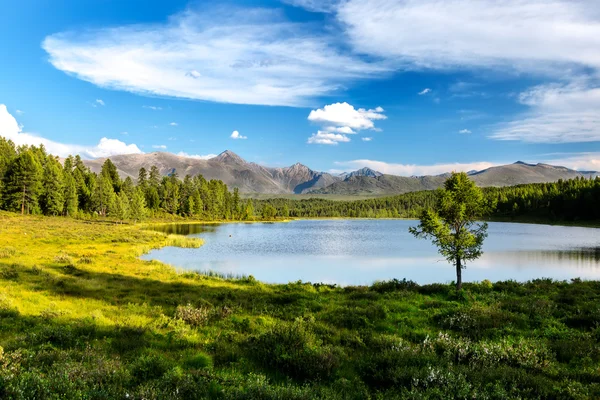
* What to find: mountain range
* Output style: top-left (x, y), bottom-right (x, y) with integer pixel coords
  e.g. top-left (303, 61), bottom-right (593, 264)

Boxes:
top-left (83, 151), bottom-right (598, 196)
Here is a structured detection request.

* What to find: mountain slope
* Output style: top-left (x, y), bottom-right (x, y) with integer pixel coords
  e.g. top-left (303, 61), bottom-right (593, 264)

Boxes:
top-left (310, 162), bottom-right (596, 195)
top-left (84, 152), bottom-right (597, 196)
top-left (84, 151), bottom-right (341, 194)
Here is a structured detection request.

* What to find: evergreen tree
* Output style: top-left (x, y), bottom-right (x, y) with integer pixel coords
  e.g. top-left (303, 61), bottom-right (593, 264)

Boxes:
top-left (138, 167), bottom-right (148, 190)
top-left (243, 200), bottom-right (254, 221)
top-left (94, 174), bottom-right (116, 217)
top-left (111, 190), bottom-right (130, 222)
top-left (63, 173), bottom-right (78, 217)
top-left (130, 188), bottom-right (147, 222)
top-left (3, 150), bottom-right (42, 214)
top-left (40, 156), bottom-right (64, 216)
top-left (100, 159), bottom-right (121, 193)
top-left (121, 176), bottom-right (135, 200)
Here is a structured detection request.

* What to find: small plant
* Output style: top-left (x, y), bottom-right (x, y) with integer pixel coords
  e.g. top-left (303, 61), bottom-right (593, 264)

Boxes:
top-left (0, 247), bottom-right (16, 258)
top-left (165, 234), bottom-right (203, 248)
top-left (54, 253), bottom-right (74, 265)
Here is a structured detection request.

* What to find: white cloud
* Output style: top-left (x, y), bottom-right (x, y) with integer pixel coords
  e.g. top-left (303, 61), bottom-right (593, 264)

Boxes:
top-left (0, 104), bottom-right (141, 159)
top-left (324, 126), bottom-right (355, 134)
top-left (491, 81), bottom-right (600, 143)
top-left (168, 137), bottom-right (176, 141)
top-left (307, 131), bottom-right (351, 145)
top-left (230, 130), bottom-right (247, 140)
top-left (418, 88), bottom-right (431, 95)
top-left (96, 99), bottom-right (105, 106)
top-left (307, 102), bottom-right (385, 145)
top-left (337, 0), bottom-right (600, 74)
top-left (15, 109), bottom-right (24, 115)
top-left (308, 102), bottom-right (386, 130)
top-left (42, 6), bottom-right (386, 107)
top-left (143, 105), bottom-right (162, 110)
top-left (121, 131), bottom-right (128, 135)
top-left (176, 151), bottom-right (217, 160)
top-left (541, 152), bottom-right (600, 172)
top-left (459, 129), bottom-right (472, 134)
top-left (169, 122), bottom-right (178, 126)
top-left (152, 144), bottom-right (167, 149)
top-left (335, 159), bottom-right (497, 176)
top-left (362, 137), bottom-right (372, 141)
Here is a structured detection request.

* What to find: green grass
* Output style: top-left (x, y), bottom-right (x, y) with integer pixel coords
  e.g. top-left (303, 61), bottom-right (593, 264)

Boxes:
top-left (0, 211), bottom-right (599, 399)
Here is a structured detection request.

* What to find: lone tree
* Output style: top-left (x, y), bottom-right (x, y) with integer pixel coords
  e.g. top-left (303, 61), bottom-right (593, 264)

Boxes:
top-left (409, 172), bottom-right (489, 290)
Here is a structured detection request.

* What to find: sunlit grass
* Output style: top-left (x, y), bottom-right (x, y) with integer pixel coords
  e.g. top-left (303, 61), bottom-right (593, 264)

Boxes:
top-left (0, 210), bottom-right (599, 398)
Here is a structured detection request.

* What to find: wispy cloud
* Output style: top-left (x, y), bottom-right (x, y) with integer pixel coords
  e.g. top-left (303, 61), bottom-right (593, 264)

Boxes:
top-left (143, 105), bottom-right (162, 110)
top-left (95, 99), bottom-right (105, 106)
top-left (42, 6), bottom-right (386, 107)
top-left (337, 0), bottom-right (600, 75)
top-left (307, 131), bottom-right (351, 145)
top-left (152, 144), bottom-right (167, 149)
top-left (169, 122), bottom-right (178, 126)
top-left (177, 151), bottom-right (217, 160)
top-left (15, 109), bottom-right (24, 115)
top-left (418, 88), bottom-right (431, 95)
top-left (230, 130), bottom-right (247, 140)
top-left (0, 104), bottom-right (141, 158)
top-left (459, 129), bottom-right (472, 134)
top-left (362, 137), bottom-right (372, 141)
top-left (491, 81), bottom-right (600, 143)
top-left (335, 159), bottom-right (498, 176)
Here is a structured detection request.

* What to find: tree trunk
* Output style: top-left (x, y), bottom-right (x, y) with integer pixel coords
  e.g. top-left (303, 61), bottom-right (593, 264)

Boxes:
top-left (21, 184), bottom-right (26, 215)
top-left (455, 257), bottom-right (462, 290)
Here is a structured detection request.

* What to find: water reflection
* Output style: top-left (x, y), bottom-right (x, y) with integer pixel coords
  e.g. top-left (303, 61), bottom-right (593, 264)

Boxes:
top-left (141, 221), bottom-right (600, 285)
top-left (148, 223), bottom-right (219, 235)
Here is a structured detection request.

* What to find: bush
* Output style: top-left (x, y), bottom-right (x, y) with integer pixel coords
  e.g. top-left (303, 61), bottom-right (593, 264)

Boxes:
top-left (131, 353), bottom-right (173, 384)
top-left (371, 279), bottom-right (419, 293)
top-left (175, 304), bottom-right (232, 327)
top-left (247, 318), bottom-right (341, 382)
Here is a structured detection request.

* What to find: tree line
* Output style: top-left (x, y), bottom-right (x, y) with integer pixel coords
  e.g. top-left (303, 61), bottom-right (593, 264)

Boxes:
top-left (253, 176), bottom-right (600, 223)
top-left (0, 138), bottom-right (256, 222)
top-left (1, 136), bottom-right (598, 223)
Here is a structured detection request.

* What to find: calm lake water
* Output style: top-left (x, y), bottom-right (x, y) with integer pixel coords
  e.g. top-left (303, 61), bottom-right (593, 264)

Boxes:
top-left (141, 220), bottom-right (600, 285)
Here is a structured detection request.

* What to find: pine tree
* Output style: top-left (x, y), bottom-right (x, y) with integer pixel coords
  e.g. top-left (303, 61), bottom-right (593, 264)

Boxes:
top-left (63, 173), bottom-right (78, 217)
top-left (111, 190), bottom-right (130, 222)
top-left (130, 188), bottom-right (147, 223)
top-left (3, 150), bottom-right (42, 214)
top-left (101, 159), bottom-right (121, 193)
top-left (94, 174), bottom-right (116, 217)
top-left (40, 156), bottom-right (64, 216)
top-left (243, 200), bottom-right (254, 221)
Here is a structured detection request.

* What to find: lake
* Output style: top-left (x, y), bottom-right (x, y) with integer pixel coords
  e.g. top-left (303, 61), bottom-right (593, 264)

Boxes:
top-left (141, 220), bottom-right (600, 285)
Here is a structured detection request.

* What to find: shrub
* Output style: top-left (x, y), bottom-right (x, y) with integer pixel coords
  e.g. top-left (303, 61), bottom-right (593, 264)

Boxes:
top-left (247, 318), bottom-right (340, 382)
top-left (0, 247), bottom-right (16, 258)
top-left (174, 304), bottom-right (232, 327)
top-left (0, 265), bottom-right (19, 281)
top-left (130, 353), bottom-right (173, 384)
top-left (54, 253), bottom-right (74, 264)
top-left (371, 278), bottom-right (419, 293)
top-left (183, 352), bottom-right (212, 370)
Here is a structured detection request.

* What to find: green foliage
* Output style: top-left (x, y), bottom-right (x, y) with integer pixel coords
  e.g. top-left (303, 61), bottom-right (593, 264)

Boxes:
top-left (410, 173), bottom-right (489, 289)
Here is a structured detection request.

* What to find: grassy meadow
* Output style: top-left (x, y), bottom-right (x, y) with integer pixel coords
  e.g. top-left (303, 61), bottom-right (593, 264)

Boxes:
top-left (1, 211), bottom-right (599, 399)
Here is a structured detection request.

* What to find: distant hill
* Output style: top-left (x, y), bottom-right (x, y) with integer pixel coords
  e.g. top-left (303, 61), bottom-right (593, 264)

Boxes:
top-left (310, 162), bottom-right (597, 195)
top-left (83, 152), bottom-right (597, 195)
top-left (339, 167), bottom-right (383, 179)
top-left (84, 150), bottom-right (342, 194)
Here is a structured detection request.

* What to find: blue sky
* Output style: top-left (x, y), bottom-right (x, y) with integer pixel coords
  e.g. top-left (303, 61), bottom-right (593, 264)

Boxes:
top-left (1, 0), bottom-right (600, 175)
